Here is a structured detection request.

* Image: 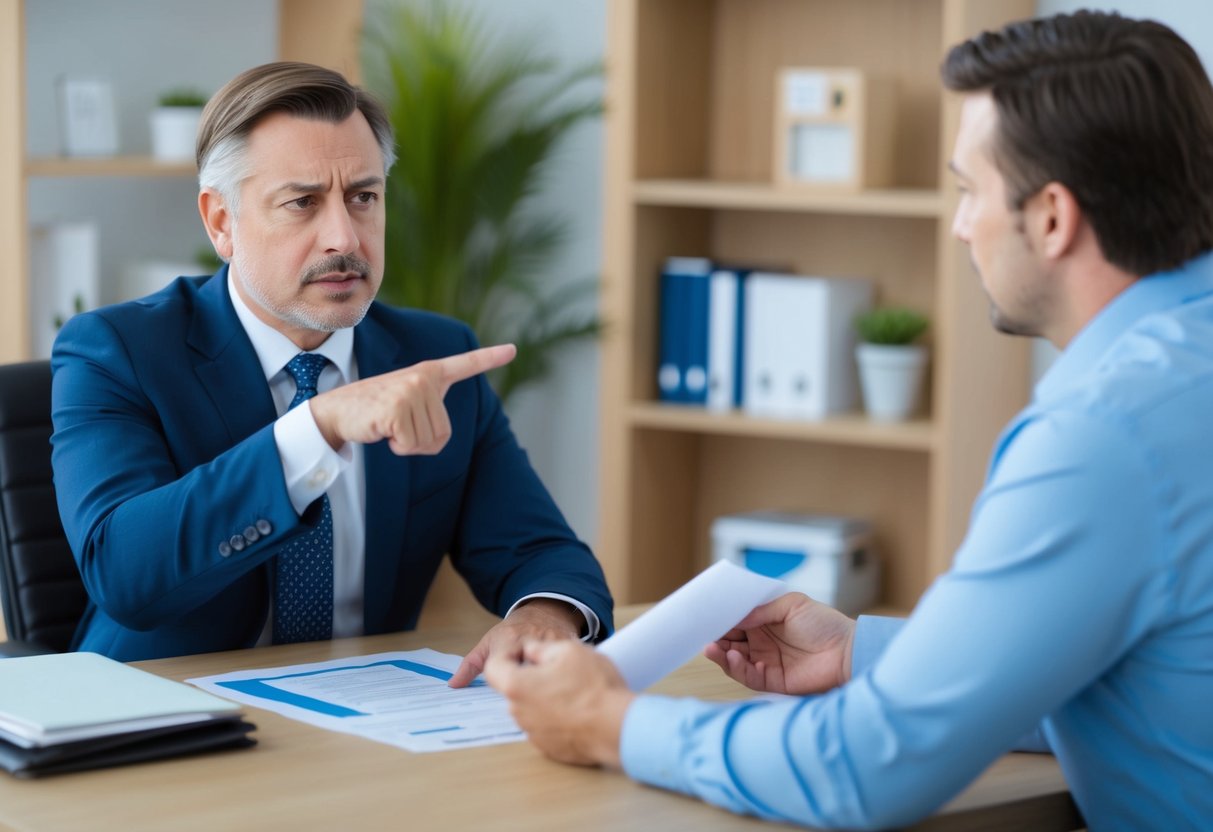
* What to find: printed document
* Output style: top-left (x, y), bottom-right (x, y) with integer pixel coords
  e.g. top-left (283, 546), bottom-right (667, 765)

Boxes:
top-left (187, 561), bottom-right (786, 751)
top-left (188, 649), bottom-right (520, 753)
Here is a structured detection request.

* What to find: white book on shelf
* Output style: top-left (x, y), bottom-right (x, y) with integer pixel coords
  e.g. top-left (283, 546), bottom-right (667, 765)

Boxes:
top-left (743, 272), bottom-right (872, 420)
top-left (29, 221), bottom-right (100, 359)
top-left (706, 268), bottom-right (744, 411)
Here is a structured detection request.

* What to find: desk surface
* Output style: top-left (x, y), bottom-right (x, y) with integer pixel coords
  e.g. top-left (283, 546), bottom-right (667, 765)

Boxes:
top-left (0, 607), bottom-right (1081, 832)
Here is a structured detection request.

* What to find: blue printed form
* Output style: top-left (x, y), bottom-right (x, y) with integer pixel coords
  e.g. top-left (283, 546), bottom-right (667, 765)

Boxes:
top-left (186, 649), bottom-right (523, 753)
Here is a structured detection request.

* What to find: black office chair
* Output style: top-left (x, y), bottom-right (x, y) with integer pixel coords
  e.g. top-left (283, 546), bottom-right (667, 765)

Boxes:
top-left (0, 360), bottom-right (87, 656)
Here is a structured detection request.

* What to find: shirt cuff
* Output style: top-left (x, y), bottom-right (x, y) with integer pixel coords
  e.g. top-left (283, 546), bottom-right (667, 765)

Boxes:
top-left (851, 614), bottom-right (905, 678)
top-left (273, 401), bottom-right (352, 515)
top-left (505, 593), bottom-right (600, 641)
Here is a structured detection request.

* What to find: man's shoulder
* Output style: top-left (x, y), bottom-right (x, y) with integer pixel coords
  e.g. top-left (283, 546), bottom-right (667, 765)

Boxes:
top-left (52, 275), bottom-right (226, 373)
top-left (86, 274), bottom-right (215, 327)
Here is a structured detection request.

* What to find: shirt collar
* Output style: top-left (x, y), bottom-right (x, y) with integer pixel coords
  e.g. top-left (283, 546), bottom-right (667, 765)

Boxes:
top-left (1035, 250), bottom-right (1213, 403)
top-left (226, 270), bottom-right (355, 384)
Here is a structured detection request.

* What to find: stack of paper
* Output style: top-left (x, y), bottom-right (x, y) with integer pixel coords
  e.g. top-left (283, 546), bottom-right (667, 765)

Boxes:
top-left (0, 652), bottom-right (255, 778)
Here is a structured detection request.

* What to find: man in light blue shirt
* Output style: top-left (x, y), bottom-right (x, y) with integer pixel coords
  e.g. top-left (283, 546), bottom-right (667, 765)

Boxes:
top-left (486, 11), bottom-right (1213, 830)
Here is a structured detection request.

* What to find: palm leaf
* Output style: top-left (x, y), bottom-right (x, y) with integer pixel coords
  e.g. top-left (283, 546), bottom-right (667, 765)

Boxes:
top-left (361, 1), bottom-right (604, 402)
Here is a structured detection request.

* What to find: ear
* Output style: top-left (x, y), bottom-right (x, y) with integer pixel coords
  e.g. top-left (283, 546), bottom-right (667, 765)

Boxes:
top-left (1026, 182), bottom-right (1082, 261)
top-left (198, 188), bottom-right (235, 261)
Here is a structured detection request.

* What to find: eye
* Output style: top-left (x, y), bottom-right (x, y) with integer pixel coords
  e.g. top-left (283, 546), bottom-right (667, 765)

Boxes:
top-left (350, 191), bottom-right (379, 206)
top-left (285, 195), bottom-right (315, 210)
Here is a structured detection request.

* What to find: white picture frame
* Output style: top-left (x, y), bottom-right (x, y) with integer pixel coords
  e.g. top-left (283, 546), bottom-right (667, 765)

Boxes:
top-left (56, 76), bottom-right (119, 157)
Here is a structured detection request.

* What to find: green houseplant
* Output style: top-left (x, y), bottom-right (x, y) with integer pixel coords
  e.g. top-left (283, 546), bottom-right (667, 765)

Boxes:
top-left (854, 306), bottom-right (930, 422)
top-left (361, 1), bottom-right (603, 402)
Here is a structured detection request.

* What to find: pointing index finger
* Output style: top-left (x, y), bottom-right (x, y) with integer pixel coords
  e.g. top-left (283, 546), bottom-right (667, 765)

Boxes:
top-left (437, 343), bottom-right (517, 387)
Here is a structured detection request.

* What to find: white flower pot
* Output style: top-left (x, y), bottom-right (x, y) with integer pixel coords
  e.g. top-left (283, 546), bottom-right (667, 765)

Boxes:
top-left (856, 343), bottom-right (929, 422)
top-left (149, 106), bottom-right (203, 162)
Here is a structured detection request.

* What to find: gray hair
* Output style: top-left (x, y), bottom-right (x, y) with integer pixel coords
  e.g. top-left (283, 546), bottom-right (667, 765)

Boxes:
top-left (196, 61), bottom-right (396, 215)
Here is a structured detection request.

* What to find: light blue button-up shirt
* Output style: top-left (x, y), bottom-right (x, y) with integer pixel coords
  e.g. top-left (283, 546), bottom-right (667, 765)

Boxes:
top-left (621, 253), bottom-right (1213, 830)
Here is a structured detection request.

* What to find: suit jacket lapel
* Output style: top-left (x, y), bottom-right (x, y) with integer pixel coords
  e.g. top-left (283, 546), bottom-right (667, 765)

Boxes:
top-left (187, 267), bottom-right (278, 444)
top-left (355, 311), bottom-right (412, 633)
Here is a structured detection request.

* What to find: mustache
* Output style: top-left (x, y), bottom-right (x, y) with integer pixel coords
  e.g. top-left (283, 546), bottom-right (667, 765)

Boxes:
top-left (301, 254), bottom-right (371, 284)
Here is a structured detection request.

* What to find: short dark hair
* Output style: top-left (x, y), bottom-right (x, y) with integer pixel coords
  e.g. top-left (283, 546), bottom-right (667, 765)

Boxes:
top-left (196, 62), bottom-right (395, 212)
top-left (942, 11), bottom-right (1213, 275)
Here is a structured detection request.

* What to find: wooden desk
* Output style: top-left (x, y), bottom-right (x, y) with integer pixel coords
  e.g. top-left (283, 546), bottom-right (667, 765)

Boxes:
top-left (0, 608), bottom-right (1081, 831)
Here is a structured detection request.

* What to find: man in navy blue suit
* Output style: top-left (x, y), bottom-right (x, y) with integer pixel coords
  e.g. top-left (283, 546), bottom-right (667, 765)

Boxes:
top-left (49, 62), bottom-right (613, 678)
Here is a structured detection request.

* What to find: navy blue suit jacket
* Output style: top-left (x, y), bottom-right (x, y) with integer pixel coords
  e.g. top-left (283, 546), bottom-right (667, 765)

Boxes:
top-left (50, 270), bottom-right (613, 661)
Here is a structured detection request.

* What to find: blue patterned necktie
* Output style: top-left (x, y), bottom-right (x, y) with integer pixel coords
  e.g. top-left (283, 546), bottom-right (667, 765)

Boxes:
top-left (273, 352), bottom-right (334, 644)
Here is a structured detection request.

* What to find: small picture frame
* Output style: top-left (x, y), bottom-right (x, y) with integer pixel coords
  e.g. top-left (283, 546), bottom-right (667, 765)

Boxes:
top-left (772, 67), bottom-right (895, 190)
top-left (56, 76), bottom-right (119, 157)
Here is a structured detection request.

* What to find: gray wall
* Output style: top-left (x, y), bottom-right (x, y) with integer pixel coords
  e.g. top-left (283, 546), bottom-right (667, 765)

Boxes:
top-left (1037, 1), bottom-right (1213, 58)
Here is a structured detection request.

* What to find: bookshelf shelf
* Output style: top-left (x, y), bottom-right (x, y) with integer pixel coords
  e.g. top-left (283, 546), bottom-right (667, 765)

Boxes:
top-left (633, 180), bottom-right (945, 218)
top-left (24, 156), bottom-right (197, 178)
top-left (597, 0), bottom-right (1036, 611)
top-left (627, 403), bottom-right (936, 452)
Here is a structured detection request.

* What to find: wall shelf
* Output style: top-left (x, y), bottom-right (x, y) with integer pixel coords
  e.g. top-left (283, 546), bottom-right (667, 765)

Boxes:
top-left (633, 180), bottom-right (945, 218)
top-left (627, 403), bottom-right (936, 451)
top-left (25, 156), bottom-right (197, 178)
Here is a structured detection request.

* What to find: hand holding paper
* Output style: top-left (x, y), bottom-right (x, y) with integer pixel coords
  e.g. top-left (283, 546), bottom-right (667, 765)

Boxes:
top-left (597, 560), bottom-right (787, 691)
top-left (485, 560), bottom-right (787, 769)
top-left (704, 591), bottom-right (858, 695)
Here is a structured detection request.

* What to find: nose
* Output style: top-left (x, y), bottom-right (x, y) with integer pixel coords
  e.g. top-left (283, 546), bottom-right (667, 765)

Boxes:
top-left (951, 203), bottom-right (971, 244)
top-left (320, 201), bottom-right (359, 255)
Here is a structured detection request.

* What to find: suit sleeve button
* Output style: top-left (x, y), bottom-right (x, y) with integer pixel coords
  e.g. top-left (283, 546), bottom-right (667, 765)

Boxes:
top-left (256, 519), bottom-right (273, 536)
top-left (243, 526), bottom-right (260, 543)
top-left (218, 541), bottom-right (233, 557)
top-left (229, 535), bottom-right (247, 552)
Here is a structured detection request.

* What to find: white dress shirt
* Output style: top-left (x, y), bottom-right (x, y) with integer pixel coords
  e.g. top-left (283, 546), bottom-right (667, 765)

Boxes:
top-left (227, 279), bottom-right (598, 642)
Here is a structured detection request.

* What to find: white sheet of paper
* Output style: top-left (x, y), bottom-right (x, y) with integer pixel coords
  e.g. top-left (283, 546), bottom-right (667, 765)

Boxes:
top-left (598, 560), bottom-right (787, 691)
top-left (186, 649), bottom-right (522, 753)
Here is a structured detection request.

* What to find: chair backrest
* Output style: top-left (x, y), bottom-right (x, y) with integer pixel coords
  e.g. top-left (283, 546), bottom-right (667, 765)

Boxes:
top-left (0, 360), bottom-right (87, 652)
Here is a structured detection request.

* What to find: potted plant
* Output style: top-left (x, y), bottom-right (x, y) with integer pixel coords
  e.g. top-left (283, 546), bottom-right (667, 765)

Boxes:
top-left (854, 306), bottom-right (930, 422)
top-left (360, 1), bottom-right (602, 402)
top-left (150, 88), bottom-right (207, 163)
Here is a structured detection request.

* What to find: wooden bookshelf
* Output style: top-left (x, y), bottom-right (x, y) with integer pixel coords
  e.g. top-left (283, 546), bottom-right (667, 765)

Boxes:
top-left (597, 0), bottom-right (1036, 611)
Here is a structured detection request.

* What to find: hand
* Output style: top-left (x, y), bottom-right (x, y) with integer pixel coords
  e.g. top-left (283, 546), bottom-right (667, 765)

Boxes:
top-left (308, 344), bottom-right (516, 455)
top-left (448, 598), bottom-right (584, 688)
top-left (485, 639), bottom-right (633, 768)
top-left (704, 592), bottom-right (856, 695)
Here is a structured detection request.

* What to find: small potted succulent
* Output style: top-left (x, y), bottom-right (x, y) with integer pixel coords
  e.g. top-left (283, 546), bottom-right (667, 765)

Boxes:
top-left (854, 306), bottom-right (930, 422)
top-left (150, 88), bottom-right (208, 162)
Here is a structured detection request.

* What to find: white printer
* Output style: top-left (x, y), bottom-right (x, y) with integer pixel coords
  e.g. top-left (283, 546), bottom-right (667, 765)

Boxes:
top-left (711, 511), bottom-right (879, 616)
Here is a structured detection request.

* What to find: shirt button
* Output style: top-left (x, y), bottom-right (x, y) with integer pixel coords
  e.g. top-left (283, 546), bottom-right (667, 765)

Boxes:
top-left (308, 470), bottom-right (329, 488)
top-left (218, 541), bottom-right (233, 558)
top-left (243, 526), bottom-right (260, 543)
top-left (229, 535), bottom-right (246, 552)
top-left (256, 519), bottom-right (273, 536)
